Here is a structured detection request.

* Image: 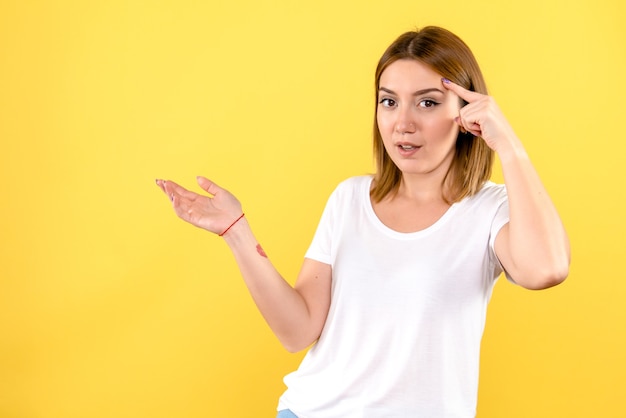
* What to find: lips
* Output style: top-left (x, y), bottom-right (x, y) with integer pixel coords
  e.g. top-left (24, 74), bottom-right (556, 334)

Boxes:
top-left (396, 142), bottom-right (421, 154)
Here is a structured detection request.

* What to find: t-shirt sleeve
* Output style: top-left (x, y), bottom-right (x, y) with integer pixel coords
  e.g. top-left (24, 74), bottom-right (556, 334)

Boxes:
top-left (489, 195), bottom-right (513, 282)
top-left (304, 186), bottom-right (339, 265)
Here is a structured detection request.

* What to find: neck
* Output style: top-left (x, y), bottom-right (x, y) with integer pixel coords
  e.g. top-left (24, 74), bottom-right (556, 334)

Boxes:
top-left (395, 174), bottom-right (446, 204)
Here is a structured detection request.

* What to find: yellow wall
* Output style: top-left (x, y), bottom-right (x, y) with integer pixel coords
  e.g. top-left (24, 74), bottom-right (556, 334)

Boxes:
top-left (1, 0), bottom-right (624, 417)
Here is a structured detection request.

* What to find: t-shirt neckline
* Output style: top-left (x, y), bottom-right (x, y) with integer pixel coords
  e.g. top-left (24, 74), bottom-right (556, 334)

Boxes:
top-left (363, 176), bottom-right (459, 240)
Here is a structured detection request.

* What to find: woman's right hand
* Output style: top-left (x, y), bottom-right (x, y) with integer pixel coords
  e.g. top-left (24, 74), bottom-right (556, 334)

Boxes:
top-left (155, 176), bottom-right (243, 235)
top-left (157, 175), bottom-right (333, 352)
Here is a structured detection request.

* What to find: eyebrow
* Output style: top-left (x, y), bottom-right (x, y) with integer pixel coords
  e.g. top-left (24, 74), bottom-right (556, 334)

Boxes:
top-left (378, 87), bottom-right (445, 96)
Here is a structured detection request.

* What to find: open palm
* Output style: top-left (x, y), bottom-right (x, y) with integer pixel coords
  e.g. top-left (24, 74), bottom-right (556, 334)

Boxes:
top-left (156, 176), bottom-right (243, 235)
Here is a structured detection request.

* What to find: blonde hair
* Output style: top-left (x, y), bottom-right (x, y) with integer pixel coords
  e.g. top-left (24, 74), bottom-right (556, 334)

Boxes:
top-left (371, 26), bottom-right (493, 204)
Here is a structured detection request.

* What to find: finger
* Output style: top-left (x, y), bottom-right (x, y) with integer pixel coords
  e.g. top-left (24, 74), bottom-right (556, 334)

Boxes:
top-left (455, 116), bottom-right (482, 137)
top-left (453, 117), bottom-right (468, 134)
top-left (159, 180), bottom-right (177, 202)
top-left (441, 78), bottom-right (483, 104)
top-left (163, 180), bottom-right (198, 201)
top-left (155, 179), bottom-right (167, 193)
top-left (156, 179), bottom-right (178, 202)
top-left (197, 176), bottom-right (221, 196)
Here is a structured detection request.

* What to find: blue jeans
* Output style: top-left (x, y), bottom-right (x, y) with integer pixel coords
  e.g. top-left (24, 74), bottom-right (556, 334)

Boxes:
top-left (277, 410), bottom-right (298, 418)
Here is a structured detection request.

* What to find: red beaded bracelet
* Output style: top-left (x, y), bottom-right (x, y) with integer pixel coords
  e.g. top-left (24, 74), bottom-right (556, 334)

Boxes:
top-left (218, 213), bottom-right (245, 237)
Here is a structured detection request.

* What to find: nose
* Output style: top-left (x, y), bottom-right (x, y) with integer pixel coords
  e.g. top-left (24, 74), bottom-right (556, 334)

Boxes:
top-left (394, 108), bottom-right (417, 135)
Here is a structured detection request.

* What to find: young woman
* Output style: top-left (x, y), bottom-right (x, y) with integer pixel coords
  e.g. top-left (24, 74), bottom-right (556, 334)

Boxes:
top-left (156, 26), bottom-right (570, 418)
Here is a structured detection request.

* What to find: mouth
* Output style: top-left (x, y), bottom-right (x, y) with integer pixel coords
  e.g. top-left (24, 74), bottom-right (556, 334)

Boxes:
top-left (394, 141), bottom-right (422, 156)
top-left (396, 141), bottom-right (421, 151)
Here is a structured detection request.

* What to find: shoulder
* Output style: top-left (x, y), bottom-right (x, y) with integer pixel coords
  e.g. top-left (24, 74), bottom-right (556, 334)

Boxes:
top-left (330, 175), bottom-right (373, 199)
top-left (335, 175), bottom-right (373, 189)
top-left (319, 175), bottom-right (373, 215)
top-left (468, 181), bottom-right (507, 204)
top-left (456, 181), bottom-right (508, 214)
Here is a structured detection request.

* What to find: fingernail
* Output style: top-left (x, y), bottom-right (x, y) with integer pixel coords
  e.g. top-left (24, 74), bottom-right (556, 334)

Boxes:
top-left (442, 78), bottom-right (451, 84)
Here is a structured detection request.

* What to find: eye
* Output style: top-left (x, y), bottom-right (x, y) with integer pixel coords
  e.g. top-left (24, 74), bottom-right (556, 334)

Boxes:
top-left (379, 98), bottom-right (396, 108)
top-left (418, 99), bottom-right (439, 108)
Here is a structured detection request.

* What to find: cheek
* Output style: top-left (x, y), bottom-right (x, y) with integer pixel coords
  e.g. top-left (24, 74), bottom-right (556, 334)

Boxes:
top-left (423, 113), bottom-right (458, 141)
top-left (376, 112), bottom-right (386, 129)
top-left (376, 112), bottom-right (395, 135)
top-left (376, 113), bottom-right (393, 137)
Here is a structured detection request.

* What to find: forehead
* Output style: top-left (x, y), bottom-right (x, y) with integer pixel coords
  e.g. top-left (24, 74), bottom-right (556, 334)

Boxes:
top-left (379, 59), bottom-right (441, 88)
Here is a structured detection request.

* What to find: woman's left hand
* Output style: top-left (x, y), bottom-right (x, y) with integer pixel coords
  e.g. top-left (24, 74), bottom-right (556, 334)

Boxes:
top-left (442, 78), bottom-right (518, 154)
top-left (443, 78), bottom-right (570, 290)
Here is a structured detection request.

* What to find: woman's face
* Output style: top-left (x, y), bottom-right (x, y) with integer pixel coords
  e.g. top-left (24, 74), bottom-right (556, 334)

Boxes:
top-left (376, 59), bottom-right (461, 180)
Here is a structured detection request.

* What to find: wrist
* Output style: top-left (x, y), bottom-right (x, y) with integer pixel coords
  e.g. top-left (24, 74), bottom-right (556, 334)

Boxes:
top-left (219, 213), bottom-right (245, 237)
top-left (494, 135), bottom-right (527, 164)
top-left (220, 216), bottom-right (256, 248)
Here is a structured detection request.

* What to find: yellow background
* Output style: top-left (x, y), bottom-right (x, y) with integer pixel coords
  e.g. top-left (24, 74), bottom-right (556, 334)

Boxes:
top-left (1, 0), bottom-right (624, 417)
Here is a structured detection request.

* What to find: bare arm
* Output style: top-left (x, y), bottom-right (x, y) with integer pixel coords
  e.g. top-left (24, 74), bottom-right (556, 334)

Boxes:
top-left (442, 80), bottom-right (570, 289)
top-left (492, 144), bottom-right (570, 289)
top-left (156, 177), bottom-right (332, 351)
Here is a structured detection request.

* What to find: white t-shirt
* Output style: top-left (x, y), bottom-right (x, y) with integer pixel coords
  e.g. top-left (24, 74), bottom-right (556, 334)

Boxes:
top-left (277, 175), bottom-right (510, 418)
